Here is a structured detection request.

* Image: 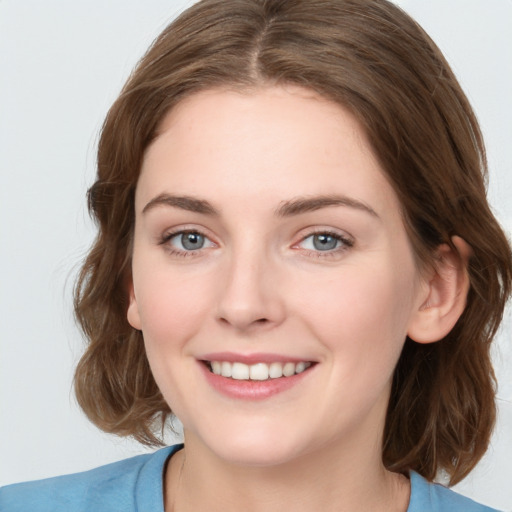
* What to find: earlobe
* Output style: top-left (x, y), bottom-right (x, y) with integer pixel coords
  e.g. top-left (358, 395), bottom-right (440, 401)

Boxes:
top-left (407, 236), bottom-right (472, 344)
top-left (127, 282), bottom-right (142, 330)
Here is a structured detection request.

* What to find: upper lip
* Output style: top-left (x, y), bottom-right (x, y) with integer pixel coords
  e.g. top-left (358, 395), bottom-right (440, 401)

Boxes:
top-left (199, 352), bottom-right (315, 365)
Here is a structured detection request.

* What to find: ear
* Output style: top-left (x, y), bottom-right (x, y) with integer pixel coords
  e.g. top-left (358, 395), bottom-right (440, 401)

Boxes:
top-left (407, 236), bottom-right (472, 344)
top-left (126, 280), bottom-right (142, 330)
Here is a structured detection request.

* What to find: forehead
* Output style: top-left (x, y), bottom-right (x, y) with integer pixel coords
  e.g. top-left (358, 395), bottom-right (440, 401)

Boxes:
top-left (137, 85), bottom-right (401, 220)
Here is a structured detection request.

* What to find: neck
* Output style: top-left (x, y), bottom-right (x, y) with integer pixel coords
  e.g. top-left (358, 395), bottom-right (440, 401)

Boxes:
top-left (165, 431), bottom-right (410, 512)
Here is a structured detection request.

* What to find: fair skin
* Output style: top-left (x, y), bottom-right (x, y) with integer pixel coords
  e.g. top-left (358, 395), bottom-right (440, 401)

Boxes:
top-left (127, 85), bottom-right (469, 512)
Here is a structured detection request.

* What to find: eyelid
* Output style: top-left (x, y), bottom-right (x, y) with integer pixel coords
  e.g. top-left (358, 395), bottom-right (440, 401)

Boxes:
top-left (156, 224), bottom-right (354, 259)
top-left (292, 227), bottom-right (354, 254)
top-left (158, 225), bottom-right (218, 257)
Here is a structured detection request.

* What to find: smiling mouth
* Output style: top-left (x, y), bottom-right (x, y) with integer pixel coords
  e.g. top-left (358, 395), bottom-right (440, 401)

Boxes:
top-left (204, 361), bottom-right (313, 381)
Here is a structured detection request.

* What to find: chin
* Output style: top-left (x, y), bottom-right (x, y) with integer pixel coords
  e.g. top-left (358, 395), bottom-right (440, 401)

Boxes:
top-left (187, 420), bottom-right (314, 468)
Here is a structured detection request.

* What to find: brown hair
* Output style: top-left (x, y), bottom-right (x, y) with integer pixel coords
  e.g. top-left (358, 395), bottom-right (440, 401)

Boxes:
top-left (74, 0), bottom-right (512, 485)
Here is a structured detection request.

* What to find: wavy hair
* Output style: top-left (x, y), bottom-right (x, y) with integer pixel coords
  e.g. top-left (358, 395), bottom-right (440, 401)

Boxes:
top-left (74, 0), bottom-right (512, 485)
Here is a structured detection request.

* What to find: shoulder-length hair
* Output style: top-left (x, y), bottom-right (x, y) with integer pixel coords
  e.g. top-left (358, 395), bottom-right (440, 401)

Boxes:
top-left (74, 0), bottom-right (512, 485)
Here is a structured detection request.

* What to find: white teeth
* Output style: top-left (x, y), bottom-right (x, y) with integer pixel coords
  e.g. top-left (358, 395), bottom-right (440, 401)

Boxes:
top-left (208, 361), bottom-right (311, 380)
top-left (231, 362), bottom-right (250, 380)
top-left (295, 362), bottom-right (307, 374)
top-left (282, 362), bottom-right (296, 377)
top-left (269, 362), bottom-right (283, 379)
top-left (221, 361), bottom-right (232, 378)
top-left (249, 363), bottom-right (269, 381)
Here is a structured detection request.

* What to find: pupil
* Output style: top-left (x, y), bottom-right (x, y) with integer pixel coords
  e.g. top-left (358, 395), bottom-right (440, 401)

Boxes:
top-left (313, 234), bottom-right (337, 251)
top-left (182, 232), bottom-right (204, 250)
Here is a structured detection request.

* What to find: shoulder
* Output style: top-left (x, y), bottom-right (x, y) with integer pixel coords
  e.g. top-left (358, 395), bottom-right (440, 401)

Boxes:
top-left (0, 445), bottom-right (182, 512)
top-left (408, 471), bottom-right (502, 512)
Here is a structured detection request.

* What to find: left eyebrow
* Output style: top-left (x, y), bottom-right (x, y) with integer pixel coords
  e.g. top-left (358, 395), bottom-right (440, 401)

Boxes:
top-left (142, 193), bottom-right (220, 216)
top-left (275, 195), bottom-right (380, 219)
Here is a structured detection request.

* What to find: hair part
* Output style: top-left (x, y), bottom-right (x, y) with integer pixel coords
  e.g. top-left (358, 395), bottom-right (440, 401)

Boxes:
top-left (74, 0), bottom-right (512, 484)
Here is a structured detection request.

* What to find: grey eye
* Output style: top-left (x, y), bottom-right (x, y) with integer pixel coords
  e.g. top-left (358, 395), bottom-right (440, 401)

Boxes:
top-left (164, 229), bottom-right (215, 254)
top-left (180, 232), bottom-right (205, 250)
top-left (312, 233), bottom-right (339, 251)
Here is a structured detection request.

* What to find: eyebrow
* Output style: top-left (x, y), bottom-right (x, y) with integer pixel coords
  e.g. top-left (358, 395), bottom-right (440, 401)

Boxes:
top-left (142, 193), bottom-right (220, 216)
top-left (142, 193), bottom-right (379, 219)
top-left (275, 195), bottom-right (379, 218)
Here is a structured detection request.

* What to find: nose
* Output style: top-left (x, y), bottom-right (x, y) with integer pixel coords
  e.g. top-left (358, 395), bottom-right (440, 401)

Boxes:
top-left (215, 247), bottom-right (285, 333)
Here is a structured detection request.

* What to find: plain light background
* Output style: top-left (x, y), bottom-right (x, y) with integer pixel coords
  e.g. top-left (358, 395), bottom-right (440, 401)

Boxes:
top-left (0, 0), bottom-right (511, 509)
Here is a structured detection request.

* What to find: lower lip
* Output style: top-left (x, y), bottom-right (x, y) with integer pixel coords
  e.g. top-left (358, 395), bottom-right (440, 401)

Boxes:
top-left (199, 362), bottom-right (314, 400)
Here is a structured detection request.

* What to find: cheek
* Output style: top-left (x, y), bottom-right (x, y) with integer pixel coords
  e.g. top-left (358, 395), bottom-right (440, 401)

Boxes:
top-left (133, 265), bottom-right (216, 351)
top-left (132, 265), bottom-right (218, 416)
top-left (294, 257), bottom-right (418, 364)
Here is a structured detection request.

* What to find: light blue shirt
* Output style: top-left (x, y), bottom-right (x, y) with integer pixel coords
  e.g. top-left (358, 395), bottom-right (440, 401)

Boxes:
top-left (0, 444), bottom-right (501, 511)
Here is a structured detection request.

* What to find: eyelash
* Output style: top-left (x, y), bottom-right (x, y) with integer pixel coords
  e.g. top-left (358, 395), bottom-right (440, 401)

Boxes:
top-left (294, 230), bottom-right (354, 258)
top-left (158, 228), bottom-right (354, 259)
top-left (159, 229), bottom-right (216, 258)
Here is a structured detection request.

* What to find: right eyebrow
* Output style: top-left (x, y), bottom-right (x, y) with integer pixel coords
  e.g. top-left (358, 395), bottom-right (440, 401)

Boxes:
top-left (142, 193), bottom-right (220, 216)
top-left (275, 194), bottom-right (379, 219)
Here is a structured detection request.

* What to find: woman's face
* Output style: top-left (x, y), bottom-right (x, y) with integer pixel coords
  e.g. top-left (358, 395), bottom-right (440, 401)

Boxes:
top-left (128, 85), bottom-right (428, 467)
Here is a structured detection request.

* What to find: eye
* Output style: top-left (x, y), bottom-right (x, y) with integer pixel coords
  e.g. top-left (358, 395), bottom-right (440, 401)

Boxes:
top-left (174, 232), bottom-right (206, 250)
top-left (162, 230), bottom-right (215, 254)
top-left (297, 231), bottom-right (353, 253)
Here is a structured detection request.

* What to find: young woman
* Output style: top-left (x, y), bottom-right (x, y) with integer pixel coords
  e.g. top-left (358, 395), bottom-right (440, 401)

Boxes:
top-left (2, 0), bottom-right (511, 511)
